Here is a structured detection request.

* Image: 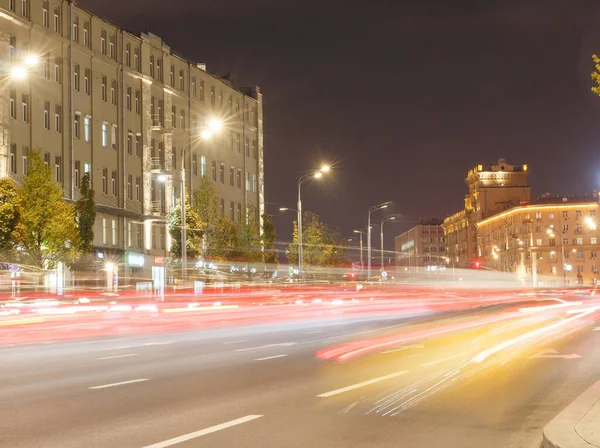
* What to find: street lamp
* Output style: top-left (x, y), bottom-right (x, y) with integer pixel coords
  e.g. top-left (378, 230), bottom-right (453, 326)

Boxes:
top-left (367, 201), bottom-right (392, 280)
top-left (353, 230), bottom-right (365, 268)
top-left (297, 164), bottom-right (330, 279)
top-left (10, 66), bottom-right (27, 80)
top-left (380, 215), bottom-right (397, 271)
top-left (181, 117), bottom-right (223, 277)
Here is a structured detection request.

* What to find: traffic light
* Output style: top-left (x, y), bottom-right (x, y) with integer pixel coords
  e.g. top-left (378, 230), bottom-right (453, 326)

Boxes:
top-left (474, 260), bottom-right (480, 269)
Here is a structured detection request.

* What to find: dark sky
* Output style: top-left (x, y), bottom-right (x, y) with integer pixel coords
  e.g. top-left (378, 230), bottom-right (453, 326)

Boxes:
top-left (79, 0), bottom-right (600, 250)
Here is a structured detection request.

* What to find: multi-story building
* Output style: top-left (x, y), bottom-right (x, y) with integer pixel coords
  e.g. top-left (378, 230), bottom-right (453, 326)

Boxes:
top-left (476, 194), bottom-right (600, 287)
top-left (443, 159), bottom-right (530, 268)
top-left (0, 0), bottom-right (264, 279)
top-left (395, 219), bottom-right (446, 269)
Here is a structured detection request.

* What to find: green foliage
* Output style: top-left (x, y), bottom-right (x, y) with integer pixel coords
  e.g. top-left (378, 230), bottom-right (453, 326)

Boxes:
top-left (592, 55), bottom-right (600, 96)
top-left (285, 220), bottom-right (299, 265)
top-left (261, 213), bottom-right (278, 265)
top-left (74, 172), bottom-right (96, 253)
top-left (204, 218), bottom-right (239, 260)
top-left (192, 177), bottom-right (219, 225)
top-left (18, 150), bottom-right (80, 269)
top-left (237, 205), bottom-right (261, 262)
top-left (0, 178), bottom-right (24, 261)
top-left (168, 194), bottom-right (205, 258)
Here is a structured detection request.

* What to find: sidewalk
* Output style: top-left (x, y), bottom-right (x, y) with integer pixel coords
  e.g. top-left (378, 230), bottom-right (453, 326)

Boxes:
top-left (543, 380), bottom-right (600, 447)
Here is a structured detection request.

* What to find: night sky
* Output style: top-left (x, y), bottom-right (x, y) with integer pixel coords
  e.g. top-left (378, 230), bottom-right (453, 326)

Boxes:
top-left (79, 0), bottom-right (600, 250)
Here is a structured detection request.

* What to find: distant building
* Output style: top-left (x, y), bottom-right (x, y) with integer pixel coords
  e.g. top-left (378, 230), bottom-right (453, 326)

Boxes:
top-left (476, 194), bottom-right (600, 287)
top-left (443, 159), bottom-right (530, 268)
top-left (395, 219), bottom-right (445, 269)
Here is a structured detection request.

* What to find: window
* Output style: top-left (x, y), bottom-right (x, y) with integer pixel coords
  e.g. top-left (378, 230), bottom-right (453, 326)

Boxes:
top-left (192, 77), bottom-right (196, 97)
top-left (84, 115), bottom-right (91, 142)
top-left (211, 161), bottom-right (217, 181)
top-left (592, 237), bottom-right (598, 245)
top-left (535, 211), bottom-right (542, 220)
top-left (549, 251), bottom-right (557, 261)
top-left (102, 122), bottom-right (108, 147)
top-left (42, 1), bottom-right (48, 27)
top-left (42, 152), bottom-right (49, 167)
top-left (9, 144), bottom-right (16, 174)
top-left (52, 5), bottom-right (59, 32)
top-left (180, 110), bottom-right (185, 129)
top-left (112, 220), bottom-right (116, 245)
top-left (84, 68), bottom-right (90, 94)
top-left (9, 90), bottom-right (16, 119)
top-left (593, 265), bottom-right (598, 273)
top-left (72, 16), bottom-right (78, 42)
top-left (100, 30), bottom-right (106, 54)
top-left (563, 238), bottom-right (569, 245)
top-left (592, 210), bottom-right (597, 217)
top-left (549, 212), bottom-right (555, 219)
top-left (252, 173), bottom-right (257, 193)
top-left (149, 55), bottom-right (154, 77)
top-left (576, 225), bottom-right (583, 234)
top-left (252, 140), bottom-right (257, 159)
top-left (54, 56), bottom-right (62, 83)
top-left (127, 131), bottom-right (133, 155)
top-left (102, 218), bottom-right (107, 245)
top-left (228, 95), bottom-right (232, 112)
top-left (179, 70), bottom-right (184, 90)
top-left (577, 250), bottom-right (584, 259)
top-left (210, 86), bottom-right (215, 106)
top-left (230, 202), bottom-right (234, 221)
top-left (549, 238), bottom-right (556, 246)
top-left (229, 166), bottom-right (234, 185)
top-left (125, 43), bottom-right (131, 67)
top-left (593, 252), bottom-right (598, 259)
top-left (134, 47), bottom-right (140, 71)
top-left (245, 138), bottom-right (250, 156)
top-left (126, 87), bottom-right (131, 111)
top-left (54, 156), bottom-right (61, 182)
top-left (111, 125), bottom-right (117, 150)
top-left (236, 99), bottom-right (240, 116)
top-left (135, 177), bottom-right (140, 200)
top-left (229, 133), bottom-right (233, 150)
top-left (101, 76), bottom-right (107, 101)
top-left (562, 224), bottom-right (568, 232)
top-left (220, 198), bottom-right (225, 217)
top-left (172, 147), bottom-right (176, 170)
top-left (73, 64), bottom-right (80, 91)
top-left (199, 79), bottom-right (205, 100)
top-left (576, 210), bottom-right (583, 218)
top-left (245, 171), bottom-right (250, 191)
top-left (9, 0), bottom-right (14, 12)
top-left (21, 94), bottom-right (29, 123)
top-left (83, 21), bottom-right (89, 47)
top-left (111, 79), bottom-right (117, 105)
top-left (237, 169), bottom-right (241, 188)
top-left (111, 170), bottom-right (117, 195)
top-left (22, 147), bottom-right (29, 176)
top-left (135, 90), bottom-right (140, 113)
top-left (75, 161), bottom-right (80, 187)
top-left (200, 155), bottom-right (206, 176)
top-left (74, 113), bottom-right (80, 139)
top-left (219, 163), bottom-right (225, 183)
top-left (170, 65), bottom-right (174, 87)
top-left (577, 237), bottom-right (584, 245)
top-left (43, 54), bottom-right (50, 78)
top-left (102, 168), bottom-right (107, 193)
top-left (156, 58), bottom-right (162, 81)
top-left (128, 223), bottom-right (132, 247)
top-left (135, 134), bottom-right (141, 157)
top-left (237, 203), bottom-right (241, 223)
top-left (562, 211), bottom-right (569, 220)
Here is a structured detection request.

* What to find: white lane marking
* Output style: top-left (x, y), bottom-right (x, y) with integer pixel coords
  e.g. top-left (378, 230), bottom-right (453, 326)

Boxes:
top-left (145, 341), bottom-right (174, 346)
top-left (97, 353), bottom-right (138, 360)
top-left (235, 342), bottom-right (296, 352)
top-left (317, 371), bottom-right (409, 398)
top-left (223, 340), bottom-right (248, 345)
top-left (142, 414), bottom-right (263, 448)
top-left (421, 353), bottom-right (466, 367)
top-left (593, 327), bottom-right (600, 331)
top-left (307, 331), bottom-right (323, 334)
top-left (255, 354), bottom-right (287, 361)
top-left (382, 344), bottom-right (424, 354)
top-left (88, 378), bottom-right (149, 389)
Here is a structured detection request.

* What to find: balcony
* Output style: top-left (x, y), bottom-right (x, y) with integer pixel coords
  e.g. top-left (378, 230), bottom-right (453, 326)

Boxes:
top-left (150, 115), bottom-right (173, 134)
top-left (150, 157), bottom-right (172, 174)
top-left (151, 200), bottom-right (166, 216)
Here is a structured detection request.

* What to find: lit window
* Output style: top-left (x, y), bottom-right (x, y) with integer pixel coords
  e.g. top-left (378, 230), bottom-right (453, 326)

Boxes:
top-left (84, 115), bottom-right (91, 142)
top-left (102, 122), bottom-right (108, 147)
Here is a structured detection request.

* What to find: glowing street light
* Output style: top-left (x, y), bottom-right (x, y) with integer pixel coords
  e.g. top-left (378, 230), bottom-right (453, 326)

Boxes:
top-left (201, 129), bottom-right (212, 140)
top-left (367, 201), bottom-right (392, 280)
top-left (10, 66), bottom-right (27, 80)
top-left (314, 171), bottom-right (323, 179)
top-left (24, 54), bottom-right (39, 66)
top-left (320, 164), bottom-right (330, 173)
top-left (208, 117), bottom-right (223, 132)
top-left (585, 216), bottom-right (597, 231)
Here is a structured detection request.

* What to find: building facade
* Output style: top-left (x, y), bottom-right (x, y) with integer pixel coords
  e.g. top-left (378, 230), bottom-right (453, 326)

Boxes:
top-left (0, 0), bottom-right (264, 277)
top-left (443, 159), bottom-right (530, 268)
top-left (395, 219), bottom-right (446, 269)
top-left (476, 195), bottom-right (600, 287)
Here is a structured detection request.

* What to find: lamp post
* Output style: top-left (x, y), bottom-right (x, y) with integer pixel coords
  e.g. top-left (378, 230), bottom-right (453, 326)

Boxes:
top-left (296, 164), bottom-right (330, 279)
top-left (380, 215), bottom-right (397, 271)
top-left (353, 229), bottom-right (365, 267)
top-left (367, 201), bottom-right (392, 280)
top-left (180, 117), bottom-right (222, 278)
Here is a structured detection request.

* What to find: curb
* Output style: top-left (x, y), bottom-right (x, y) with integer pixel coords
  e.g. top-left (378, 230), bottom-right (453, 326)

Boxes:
top-left (542, 380), bottom-right (600, 448)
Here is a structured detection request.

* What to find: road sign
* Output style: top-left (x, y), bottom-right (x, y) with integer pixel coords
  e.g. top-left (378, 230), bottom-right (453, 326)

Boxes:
top-left (381, 271), bottom-right (388, 279)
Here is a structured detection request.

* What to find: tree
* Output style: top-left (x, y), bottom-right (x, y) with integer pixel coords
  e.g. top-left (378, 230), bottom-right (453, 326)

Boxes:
top-left (261, 213), bottom-right (278, 265)
top-left (168, 194), bottom-right (205, 258)
top-left (238, 205), bottom-right (261, 262)
top-left (0, 178), bottom-right (24, 262)
top-left (192, 177), bottom-right (219, 225)
top-left (286, 220), bottom-right (299, 265)
top-left (74, 172), bottom-right (96, 253)
top-left (204, 218), bottom-right (238, 260)
top-left (18, 150), bottom-right (80, 269)
top-left (592, 55), bottom-right (600, 96)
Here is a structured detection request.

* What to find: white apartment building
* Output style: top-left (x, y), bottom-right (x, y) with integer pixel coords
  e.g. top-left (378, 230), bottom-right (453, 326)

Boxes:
top-left (0, 0), bottom-right (264, 279)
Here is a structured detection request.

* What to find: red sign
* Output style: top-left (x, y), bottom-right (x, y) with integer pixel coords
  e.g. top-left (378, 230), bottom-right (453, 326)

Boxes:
top-left (154, 256), bottom-right (165, 265)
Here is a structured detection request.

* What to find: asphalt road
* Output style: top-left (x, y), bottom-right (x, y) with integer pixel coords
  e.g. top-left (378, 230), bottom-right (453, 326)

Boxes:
top-left (2, 297), bottom-right (600, 448)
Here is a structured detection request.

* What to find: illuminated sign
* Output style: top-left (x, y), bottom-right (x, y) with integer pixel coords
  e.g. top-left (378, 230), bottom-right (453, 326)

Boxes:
top-left (127, 252), bottom-right (144, 267)
top-left (401, 240), bottom-right (414, 251)
top-left (154, 256), bottom-right (165, 265)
